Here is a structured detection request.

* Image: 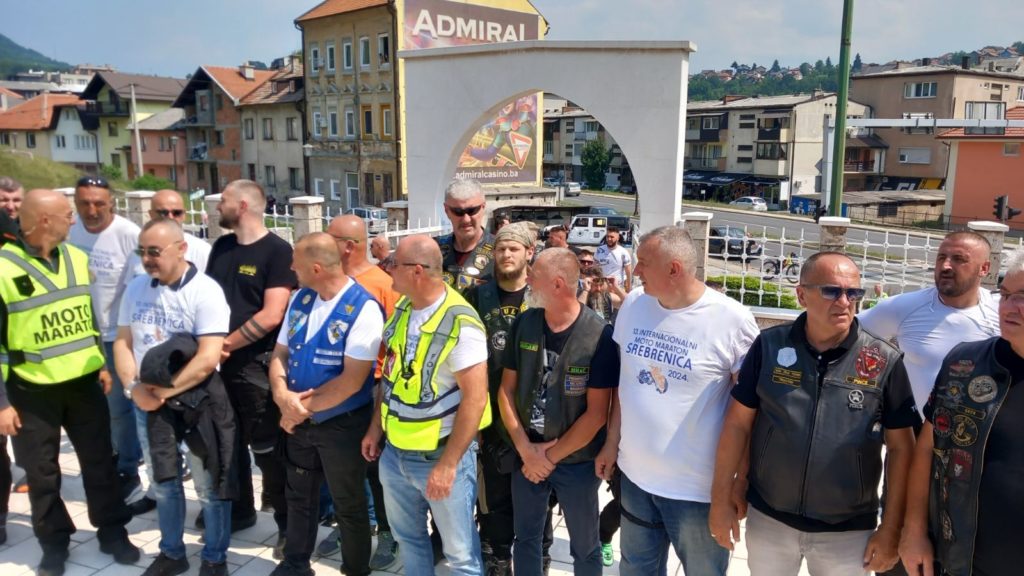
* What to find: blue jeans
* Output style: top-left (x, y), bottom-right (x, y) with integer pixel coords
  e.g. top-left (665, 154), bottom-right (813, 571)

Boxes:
top-left (619, 473), bottom-right (728, 576)
top-left (104, 341), bottom-right (140, 479)
top-left (512, 460), bottom-right (602, 576)
top-left (379, 441), bottom-right (481, 576)
top-left (143, 410), bottom-right (232, 563)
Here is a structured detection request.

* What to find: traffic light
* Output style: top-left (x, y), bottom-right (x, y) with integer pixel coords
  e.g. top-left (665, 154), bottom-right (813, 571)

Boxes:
top-left (994, 195), bottom-right (1008, 220)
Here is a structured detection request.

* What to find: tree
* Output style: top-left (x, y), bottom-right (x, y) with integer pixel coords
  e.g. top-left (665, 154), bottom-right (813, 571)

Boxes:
top-left (770, 59), bottom-right (781, 73)
top-left (581, 139), bottom-right (610, 190)
top-left (799, 62), bottom-right (812, 76)
top-left (730, 60), bottom-right (739, 70)
top-left (825, 56), bottom-right (834, 69)
top-left (814, 59), bottom-right (825, 72)
top-left (852, 53), bottom-right (863, 72)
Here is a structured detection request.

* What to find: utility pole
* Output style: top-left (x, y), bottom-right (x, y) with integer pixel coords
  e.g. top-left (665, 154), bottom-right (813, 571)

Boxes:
top-left (130, 83), bottom-right (145, 179)
top-left (828, 0), bottom-right (854, 216)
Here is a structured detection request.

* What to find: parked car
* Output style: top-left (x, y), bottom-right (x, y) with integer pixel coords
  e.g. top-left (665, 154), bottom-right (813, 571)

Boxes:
top-left (344, 206), bottom-right (388, 234)
top-left (708, 225), bottom-right (762, 257)
top-left (543, 177), bottom-right (561, 187)
top-left (588, 206), bottom-right (618, 216)
top-left (567, 214), bottom-right (636, 246)
top-left (729, 196), bottom-right (768, 212)
top-left (563, 181), bottom-right (582, 197)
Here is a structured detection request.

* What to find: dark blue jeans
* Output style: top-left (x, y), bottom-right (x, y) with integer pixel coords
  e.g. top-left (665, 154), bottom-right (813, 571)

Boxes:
top-left (512, 459), bottom-right (602, 576)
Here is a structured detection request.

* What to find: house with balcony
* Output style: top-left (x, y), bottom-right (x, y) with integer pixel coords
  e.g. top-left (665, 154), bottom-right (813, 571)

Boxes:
top-left (851, 62), bottom-right (1024, 190)
top-left (541, 95), bottom-right (631, 189)
top-left (238, 62), bottom-right (306, 202)
top-left (0, 93), bottom-right (86, 163)
top-left (172, 64), bottom-right (275, 195)
top-left (127, 108), bottom-right (187, 190)
top-left (79, 72), bottom-right (187, 178)
top-left (939, 106), bottom-right (1024, 229)
top-left (682, 92), bottom-right (875, 207)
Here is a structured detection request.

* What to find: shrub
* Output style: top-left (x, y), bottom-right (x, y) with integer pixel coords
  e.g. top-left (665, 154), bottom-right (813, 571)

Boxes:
top-left (131, 173), bottom-right (175, 190)
top-left (100, 164), bottom-right (123, 181)
top-left (706, 274), bottom-right (801, 309)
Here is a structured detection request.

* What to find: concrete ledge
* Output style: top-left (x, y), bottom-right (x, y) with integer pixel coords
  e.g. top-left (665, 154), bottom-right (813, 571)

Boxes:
top-left (969, 221), bottom-right (1010, 233)
top-left (125, 191), bottom-right (156, 199)
top-left (289, 196), bottom-right (325, 205)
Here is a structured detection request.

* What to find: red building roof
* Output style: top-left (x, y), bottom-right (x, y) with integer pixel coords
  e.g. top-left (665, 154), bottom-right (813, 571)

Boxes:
top-left (0, 93), bottom-right (81, 130)
top-left (295, 0), bottom-right (389, 23)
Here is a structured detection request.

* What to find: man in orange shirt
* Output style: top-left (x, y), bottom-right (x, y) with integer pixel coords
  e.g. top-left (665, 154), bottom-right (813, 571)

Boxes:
top-left (326, 215), bottom-right (399, 570)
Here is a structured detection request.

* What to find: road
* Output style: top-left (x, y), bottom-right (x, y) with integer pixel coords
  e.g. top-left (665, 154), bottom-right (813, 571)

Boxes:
top-left (569, 192), bottom-right (938, 294)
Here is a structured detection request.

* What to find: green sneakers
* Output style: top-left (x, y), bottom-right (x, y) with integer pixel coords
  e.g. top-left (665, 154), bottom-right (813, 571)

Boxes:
top-left (601, 542), bottom-right (614, 567)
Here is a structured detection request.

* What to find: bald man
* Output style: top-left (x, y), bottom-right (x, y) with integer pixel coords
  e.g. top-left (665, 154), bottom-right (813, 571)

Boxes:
top-left (150, 189), bottom-right (211, 271)
top-left (0, 189), bottom-right (139, 575)
top-left (268, 233), bottom-right (384, 576)
top-left (114, 219), bottom-right (234, 575)
top-left (325, 215), bottom-right (400, 568)
top-left (365, 234), bottom-right (490, 575)
top-left (370, 235), bottom-right (394, 271)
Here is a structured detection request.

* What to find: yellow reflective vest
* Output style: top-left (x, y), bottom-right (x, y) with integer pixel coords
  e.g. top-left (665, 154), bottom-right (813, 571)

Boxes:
top-left (0, 241), bottom-right (105, 384)
top-left (380, 285), bottom-right (491, 450)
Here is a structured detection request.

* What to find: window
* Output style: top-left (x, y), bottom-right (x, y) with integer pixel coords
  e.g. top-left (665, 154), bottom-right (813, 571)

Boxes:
top-left (756, 142), bottom-right (788, 160)
top-left (55, 135), bottom-right (66, 148)
top-left (343, 40), bottom-right (353, 71)
top-left (364, 173), bottom-right (375, 202)
top-left (702, 116), bottom-right (720, 130)
top-left (195, 163), bottom-right (204, 181)
top-left (543, 140), bottom-right (553, 155)
top-left (198, 93), bottom-right (209, 112)
top-left (111, 153), bottom-right (120, 168)
top-left (362, 105), bottom-right (373, 137)
top-left (758, 116), bottom-right (790, 129)
top-left (265, 165), bottom-right (276, 188)
top-left (215, 94), bottom-right (223, 110)
top-left (244, 118), bottom-right (254, 140)
top-left (26, 133), bottom-right (36, 148)
top-left (902, 112), bottom-right (934, 134)
top-left (329, 108), bottom-right (339, 138)
top-left (737, 156), bottom-right (752, 164)
top-left (346, 173), bottom-right (360, 206)
top-left (330, 179), bottom-right (341, 201)
top-left (1018, 86), bottom-right (1024, 101)
top-left (310, 44), bottom-right (320, 75)
top-left (63, 108), bottom-right (74, 120)
top-left (0, 133), bottom-right (9, 146)
top-left (564, 143), bottom-right (573, 157)
top-left (262, 118), bottom-right (274, 140)
top-left (215, 130), bottom-right (224, 146)
top-left (739, 114), bottom-right (755, 120)
top-left (381, 105), bottom-right (392, 137)
top-left (248, 163), bottom-right (256, 180)
top-left (140, 136), bottom-right (147, 152)
top-left (1005, 143), bottom-right (1021, 157)
top-left (108, 122), bottom-right (118, 137)
top-left (877, 203), bottom-right (898, 218)
top-left (158, 136), bottom-right (167, 151)
top-left (898, 147), bottom-right (931, 164)
top-left (344, 108), bottom-right (355, 138)
top-left (289, 167), bottom-right (301, 189)
top-left (326, 42), bottom-right (336, 72)
top-left (904, 82), bottom-right (937, 99)
top-left (360, 37), bottom-right (371, 68)
top-left (737, 144), bottom-right (753, 151)
top-left (739, 121), bottom-right (755, 129)
top-left (584, 120), bottom-right (599, 133)
top-left (312, 107), bottom-right (322, 138)
top-left (965, 101), bottom-right (1006, 135)
top-left (378, 34), bottom-right (391, 67)
top-left (314, 178), bottom-right (324, 197)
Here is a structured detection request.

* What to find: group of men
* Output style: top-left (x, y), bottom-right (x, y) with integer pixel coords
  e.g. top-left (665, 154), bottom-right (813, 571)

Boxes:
top-left (0, 171), bottom-right (1020, 576)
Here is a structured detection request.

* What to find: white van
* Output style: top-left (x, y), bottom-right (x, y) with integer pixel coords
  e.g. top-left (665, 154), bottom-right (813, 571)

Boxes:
top-left (567, 215), bottom-right (608, 246)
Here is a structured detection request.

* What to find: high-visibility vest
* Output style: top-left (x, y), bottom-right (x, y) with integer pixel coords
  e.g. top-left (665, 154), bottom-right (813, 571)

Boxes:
top-left (380, 286), bottom-right (491, 450)
top-left (0, 242), bottom-right (105, 384)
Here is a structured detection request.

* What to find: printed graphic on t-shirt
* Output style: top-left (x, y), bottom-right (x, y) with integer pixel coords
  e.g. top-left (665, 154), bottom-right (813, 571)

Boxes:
top-left (530, 349), bottom-right (557, 434)
top-left (622, 326), bottom-right (697, 394)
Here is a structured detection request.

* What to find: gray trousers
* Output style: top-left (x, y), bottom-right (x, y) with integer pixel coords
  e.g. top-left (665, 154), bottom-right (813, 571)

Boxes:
top-left (745, 507), bottom-right (873, 576)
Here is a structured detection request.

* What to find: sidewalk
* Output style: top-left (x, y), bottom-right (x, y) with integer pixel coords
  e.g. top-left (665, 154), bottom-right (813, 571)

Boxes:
top-left (0, 436), bottom-right (802, 575)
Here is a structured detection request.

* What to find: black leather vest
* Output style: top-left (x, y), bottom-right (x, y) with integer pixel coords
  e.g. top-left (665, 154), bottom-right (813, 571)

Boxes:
top-left (929, 338), bottom-right (1010, 576)
top-left (469, 281), bottom-right (528, 443)
top-left (510, 307), bottom-right (607, 464)
top-left (438, 231), bottom-right (495, 293)
top-left (749, 319), bottom-right (901, 524)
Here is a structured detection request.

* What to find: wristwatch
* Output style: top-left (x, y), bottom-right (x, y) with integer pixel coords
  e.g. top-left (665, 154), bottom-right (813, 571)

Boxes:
top-left (124, 377), bottom-right (140, 400)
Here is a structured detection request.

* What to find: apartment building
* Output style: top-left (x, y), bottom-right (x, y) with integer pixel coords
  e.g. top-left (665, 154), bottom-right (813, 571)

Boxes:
top-left (127, 108), bottom-right (187, 190)
top-left (238, 63), bottom-right (306, 201)
top-left (851, 63), bottom-right (1024, 190)
top-left (683, 92), bottom-right (872, 205)
top-left (542, 96), bottom-right (631, 189)
top-left (172, 64), bottom-right (275, 195)
top-left (0, 93), bottom-right (88, 162)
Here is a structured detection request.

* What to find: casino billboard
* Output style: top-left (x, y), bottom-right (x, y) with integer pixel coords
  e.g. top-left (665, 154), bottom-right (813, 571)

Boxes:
top-left (396, 0), bottom-right (547, 185)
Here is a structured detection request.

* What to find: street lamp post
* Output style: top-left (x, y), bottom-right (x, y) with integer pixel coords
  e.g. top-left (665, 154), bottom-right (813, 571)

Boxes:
top-left (303, 144), bottom-right (314, 196)
top-left (828, 0), bottom-right (855, 216)
top-left (170, 135), bottom-right (179, 190)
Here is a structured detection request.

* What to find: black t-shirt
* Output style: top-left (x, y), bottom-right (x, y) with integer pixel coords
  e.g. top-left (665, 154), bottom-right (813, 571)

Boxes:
top-left (502, 310), bottom-right (619, 437)
top-left (206, 232), bottom-right (297, 371)
top-left (733, 319), bottom-right (920, 532)
top-left (923, 338), bottom-right (1024, 576)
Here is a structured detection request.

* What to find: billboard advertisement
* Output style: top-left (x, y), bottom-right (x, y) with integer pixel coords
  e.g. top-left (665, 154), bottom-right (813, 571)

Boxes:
top-left (401, 0), bottom-right (543, 184)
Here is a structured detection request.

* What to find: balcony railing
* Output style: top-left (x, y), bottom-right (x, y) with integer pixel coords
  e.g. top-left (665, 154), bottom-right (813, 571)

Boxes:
top-left (86, 101), bottom-right (130, 116)
top-left (686, 157), bottom-right (723, 170)
top-left (844, 160), bottom-right (877, 173)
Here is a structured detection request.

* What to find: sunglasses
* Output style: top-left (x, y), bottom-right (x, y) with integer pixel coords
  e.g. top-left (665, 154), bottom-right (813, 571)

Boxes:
top-left (154, 209), bottom-right (185, 218)
top-left (134, 241), bottom-right (182, 258)
top-left (579, 259), bottom-right (595, 265)
top-left (802, 284), bottom-right (866, 302)
top-left (446, 204), bottom-right (484, 217)
top-left (386, 261), bottom-right (432, 270)
top-left (76, 176), bottom-right (110, 189)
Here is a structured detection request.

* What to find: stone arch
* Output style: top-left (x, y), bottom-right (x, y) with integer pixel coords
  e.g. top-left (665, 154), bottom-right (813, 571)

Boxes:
top-left (401, 40), bottom-right (695, 231)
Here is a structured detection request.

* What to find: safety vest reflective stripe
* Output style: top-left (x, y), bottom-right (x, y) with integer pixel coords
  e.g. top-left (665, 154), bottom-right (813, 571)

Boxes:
top-left (386, 386), bottom-right (463, 422)
top-left (19, 336), bottom-right (99, 363)
top-left (0, 251), bottom-right (60, 292)
top-left (6, 285), bottom-right (91, 313)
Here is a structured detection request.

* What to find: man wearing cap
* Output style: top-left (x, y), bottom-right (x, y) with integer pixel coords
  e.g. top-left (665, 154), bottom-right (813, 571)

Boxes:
top-left (68, 176), bottom-right (145, 505)
top-left (436, 179), bottom-right (495, 293)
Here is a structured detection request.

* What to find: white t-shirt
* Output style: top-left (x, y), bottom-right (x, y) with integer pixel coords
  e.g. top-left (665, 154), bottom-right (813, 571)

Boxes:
top-left (613, 286), bottom-right (759, 502)
top-left (596, 243), bottom-right (632, 284)
top-left (184, 232), bottom-right (211, 272)
top-left (276, 279), bottom-right (384, 363)
top-left (404, 292), bottom-right (487, 436)
top-left (70, 215), bottom-right (144, 341)
top-left (117, 267), bottom-right (230, 372)
top-left (858, 286), bottom-right (1000, 412)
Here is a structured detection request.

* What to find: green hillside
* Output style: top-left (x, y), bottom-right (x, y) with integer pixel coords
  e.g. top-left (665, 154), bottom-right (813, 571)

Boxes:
top-left (0, 148), bottom-right (84, 190)
top-left (0, 32), bottom-right (72, 79)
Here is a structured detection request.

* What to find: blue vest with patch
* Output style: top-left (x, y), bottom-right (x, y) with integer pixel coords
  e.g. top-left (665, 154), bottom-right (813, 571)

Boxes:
top-left (286, 283), bottom-right (378, 423)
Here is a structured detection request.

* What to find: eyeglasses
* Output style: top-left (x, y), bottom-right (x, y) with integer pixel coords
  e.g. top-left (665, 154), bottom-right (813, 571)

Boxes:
top-left (76, 176), bottom-right (110, 189)
top-left (579, 259), bottom-right (595, 266)
top-left (328, 233), bottom-right (362, 243)
top-left (385, 261), bottom-right (432, 270)
top-left (801, 284), bottom-right (866, 302)
top-left (999, 290), bottom-right (1024, 306)
top-left (134, 241), bottom-right (182, 258)
top-left (154, 209), bottom-right (185, 218)
top-left (445, 204), bottom-right (484, 218)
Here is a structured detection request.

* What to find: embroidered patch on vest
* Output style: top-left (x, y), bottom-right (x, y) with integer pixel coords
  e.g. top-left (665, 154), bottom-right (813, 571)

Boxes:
top-left (327, 319), bottom-right (348, 345)
top-left (771, 367), bottom-right (801, 387)
top-left (13, 274), bottom-right (34, 296)
top-left (474, 253), bottom-right (490, 269)
top-left (776, 347), bottom-right (797, 367)
top-left (951, 415), bottom-right (978, 447)
top-left (845, 376), bottom-right (879, 388)
top-left (519, 341), bottom-right (539, 352)
top-left (848, 389), bottom-right (865, 410)
top-left (967, 376), bottom-right (997, 403)
top-left (950, 449), bottom-right (973, 482)
top-left (564, 366), bottom-right (589, 397)
top-left (855, 345), bottom-right (886, 379)
top-left (934, 408), bottom-right (953, 437)
top-left (948, 359), bottom-right (974, 377)
top-left (955, 404), bottom-right (986, 421)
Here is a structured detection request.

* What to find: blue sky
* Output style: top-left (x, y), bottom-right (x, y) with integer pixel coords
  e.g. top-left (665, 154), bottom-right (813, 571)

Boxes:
top-left (4, 0), bottom-right (1023, 77)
